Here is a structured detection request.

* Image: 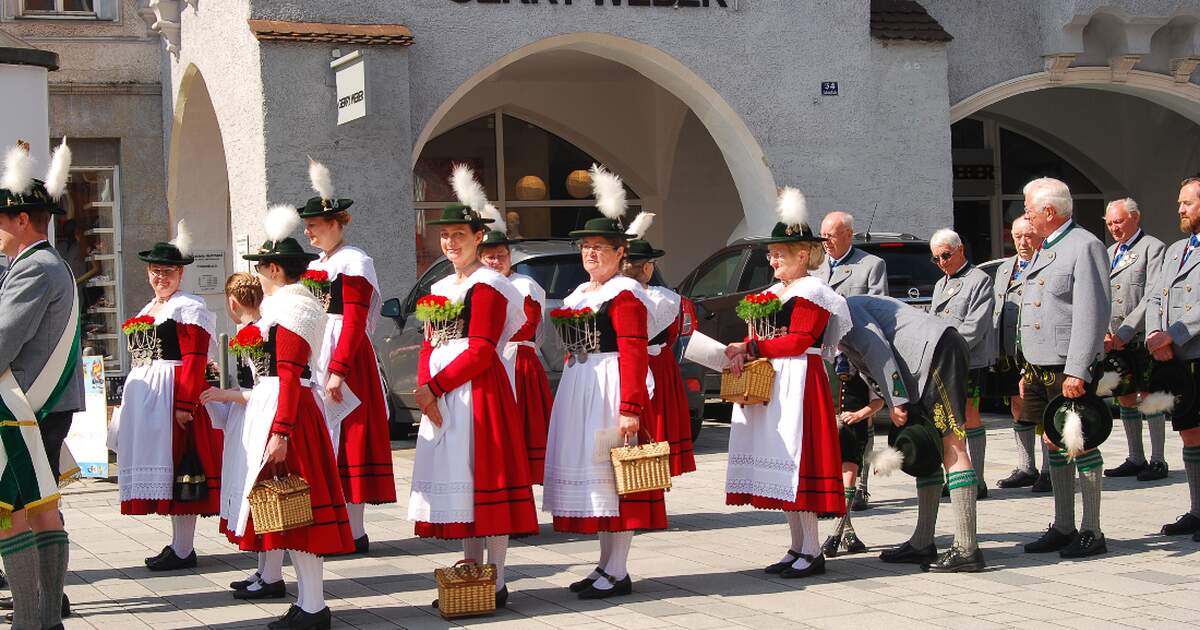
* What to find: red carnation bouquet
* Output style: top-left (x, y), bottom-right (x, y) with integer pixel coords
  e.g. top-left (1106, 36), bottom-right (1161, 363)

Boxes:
top-left (228, 325), bottom-right (266, 358)
top-left (415, 294), bottom-right (465, 322)
top-left (121, 316), bottom-right (156, 335)
top-left (300, 269), bottom-right (330, 293)
top-left (549, 306), bottom-right (596, 323)
top-left (735, 291), bottom-right (782, 321)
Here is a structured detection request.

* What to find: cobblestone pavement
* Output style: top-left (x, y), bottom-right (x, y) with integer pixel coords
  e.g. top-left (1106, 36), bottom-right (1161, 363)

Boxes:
top-left (31, 414), bottom-right (1200, 629)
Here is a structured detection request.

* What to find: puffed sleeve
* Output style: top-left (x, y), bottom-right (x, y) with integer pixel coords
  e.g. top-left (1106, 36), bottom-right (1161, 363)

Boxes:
top-left (328, 274), bottom-right (373, 378)
top-left (271, 326), bottom-right (312, 436)
top-left (610, 290), bottom-right (649, 418)
top-left (174, 323), bottom-right (210, 415)
top-left (428, 283), bottom-right (506, 397)
top-left (751, 297), bottom-right (830, 359)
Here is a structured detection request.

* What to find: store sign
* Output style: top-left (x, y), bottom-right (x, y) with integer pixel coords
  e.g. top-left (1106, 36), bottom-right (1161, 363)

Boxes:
top-left (184, 250), bottom-right (226, 295)
top-left (450, 0), bottom-right (731, 7)
top-left (332, 50), bottom-right (366, 125)
top-left (67, 356), bottom-right (109, 478)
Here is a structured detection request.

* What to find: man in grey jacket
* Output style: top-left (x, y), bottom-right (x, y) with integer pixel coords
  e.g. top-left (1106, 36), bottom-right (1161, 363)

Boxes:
top-left (0, 146), bottom-right (84, 630)
top-left (1102, 198), bottom-right (1168, 482)
top-left (816, 211), bottom-right (888, 511)
top-left (840, 295), bottom-right (984, 573)
top-left (1145, 176), bottom-right (1200, 541)
top-left (930, 228), bottom-right (994, 498)
top-left (1018, 177), bottom-right (1111, 559)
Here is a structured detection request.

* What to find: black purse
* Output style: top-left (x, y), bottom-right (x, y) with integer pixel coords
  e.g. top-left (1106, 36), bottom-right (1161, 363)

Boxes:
top-left (173, 431), bottom-right (209, 503)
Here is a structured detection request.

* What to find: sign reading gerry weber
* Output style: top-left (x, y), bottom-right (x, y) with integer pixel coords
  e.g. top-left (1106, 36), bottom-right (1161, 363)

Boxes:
top-left (449, 0), bottom-right (731, 8)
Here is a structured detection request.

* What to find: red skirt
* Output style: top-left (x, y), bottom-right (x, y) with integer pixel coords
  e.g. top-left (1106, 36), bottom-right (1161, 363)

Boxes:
top-left (726, 355), bottom-right (846, 514)
top-left (515, 345), bottom-right (551, 484)
top-left (552, 489), bottom-right (668, 534)
top-left (237, 391), bottom-right (355, 556)
top-left (337, 343), bottom-right (397, 505)
top-left (414, 359), bottom-right (539, 540)
top-left (120, 403), bottom-right (223, 517)
top-left (647, 351), bottom-right (696, 476)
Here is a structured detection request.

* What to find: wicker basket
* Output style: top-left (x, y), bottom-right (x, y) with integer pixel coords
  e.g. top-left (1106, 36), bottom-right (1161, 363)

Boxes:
top-left (720, 358), bottom-right (775, 405)
top-left (435, 560), bottom-right (497, 619)
top-left (248, 474), bottom-right (313, 534)
top-left (610, 430), bottom-right (672, 496)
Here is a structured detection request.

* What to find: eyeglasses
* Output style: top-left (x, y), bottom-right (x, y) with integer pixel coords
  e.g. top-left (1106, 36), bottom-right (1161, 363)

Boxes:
top-left (931, 252), bottom-right (955, 263)
top-left (764, 252), bottom-right (788, 262)
top-left (147, 266), bottom-right (179, 277)
top-left (577, 244), bottom-right (616, 253)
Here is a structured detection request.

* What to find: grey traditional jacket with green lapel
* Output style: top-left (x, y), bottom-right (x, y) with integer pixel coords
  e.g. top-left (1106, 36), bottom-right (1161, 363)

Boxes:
top-left (991, 255), bottom-right (1031, 360)
top-left (839, 295), bottom-right (954, 410)
top-left (1109, 230), bottom-right (1166, 343)
top-left (1145, 233), bottom-right (1200, 361)
top-left (814, 247), bottom-right (888, 297)
top-left (1018, 221), bottom-right (1110, 381)
top-left (931, 263), bottom-right (995, 369)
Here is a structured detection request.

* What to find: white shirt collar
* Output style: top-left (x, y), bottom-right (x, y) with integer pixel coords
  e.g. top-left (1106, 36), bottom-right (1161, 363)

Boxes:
top-left (832, 246), bottom-right (854, 266)
top-left (1046, 220), bottom-right (1073, 244)
top-left (1117, 229), bottom-right (1142, 249)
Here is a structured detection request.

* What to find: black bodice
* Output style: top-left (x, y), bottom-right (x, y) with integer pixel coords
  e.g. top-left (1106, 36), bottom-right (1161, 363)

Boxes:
top-left (154, 320), bottom-right (182, 361)
top-left (236, 360), bottom-right (255, 389)
top-left (325, 275), bottom-right (345, 315)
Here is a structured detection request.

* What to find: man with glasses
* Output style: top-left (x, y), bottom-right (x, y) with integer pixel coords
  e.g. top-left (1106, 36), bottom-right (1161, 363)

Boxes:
top-left (815, 211), bottom-right (888, 513)
top-left (929, 229), bottom-right (994, 498)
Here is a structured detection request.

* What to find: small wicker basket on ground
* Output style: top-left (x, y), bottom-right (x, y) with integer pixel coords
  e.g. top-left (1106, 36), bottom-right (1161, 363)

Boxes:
top-left (247, 474), bottom-right (313, 534)
top-left (435, 560), bottom-right (497, 619)
top-left (720, 358), bottom-right (776, 405)
top-left (610, 430), bottom-right (672, 496)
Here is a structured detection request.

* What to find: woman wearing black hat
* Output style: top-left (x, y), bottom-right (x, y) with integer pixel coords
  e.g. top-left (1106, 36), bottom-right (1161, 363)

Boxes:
top-left (409, 166), bottom-right (538, 609)
top-left (111, 220), bottom-right (223, 571)
top-left (230, 205), bottom-right (353, 630)
top-left (543, 165), bottom-right (665, 600)
top-left (298, 160), bottom-right (395, 554)
top-left (723, 188), bottom-right (852, 579)
top-left (622, 212), bottom-right (696, 477)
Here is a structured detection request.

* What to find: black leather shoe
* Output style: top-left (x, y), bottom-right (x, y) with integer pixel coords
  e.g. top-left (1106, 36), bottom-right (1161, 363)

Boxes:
top-left (1060, 530), bottom-right (1107, 558)
top-left (0, 570), bottom-right (6, 589)
top-left (1137, 460), bottom-right (1169, 482)
top-left (821, 536), bottom-right (840, 558)
top-left (569, 567), bottom-right (603, 592)
top-left (229, 571), bottom-right (260, 590)
top-left (1161, 513), bottom-right (1200, 536)
top-left (842, 532), bottom-right (867, 554)
top-left (1193, 529), bottom-right (1200, 542)
top-left (850, 489), bottom-right (870, 512)
top-left (269, 606), bottom-right (330, 630)
top-left (926, 546), bottom-right (985, 573)
top-left (780, 553), bottom-right (826, 579)
top-left (1104, 459), bottom-right (1146, 478)
top-left (879, 541), bottom-right (937, 564)
top-left (977, 485), bottom-right (988, 500)
top-left (233, 579), bottom-right (286, 600)
top-left (354, 534), bottom-right (370, 554)
top-left (1024, 525), bottom-right (1076, 553)
top-left (146, 548), bottom-right (197, 571)
top-left (144, 545), bottom-right (173, 567)
top-left (267, 605), bottom-right (301, 629)
top-left (578, 574), bottom-right (633, 599)
top-left (997, 469), bottom-right (1038, 488)
top-left (765, 549), bottom-right (802, 573)
top-left (1031, 471), bottom-right (1052, 493)
top-left (496, 585), bottom-right (509, 608)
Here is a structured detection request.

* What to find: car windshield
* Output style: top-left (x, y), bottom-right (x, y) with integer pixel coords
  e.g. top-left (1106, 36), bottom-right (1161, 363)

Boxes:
top-left (859, 243), bottom-right (943, 301)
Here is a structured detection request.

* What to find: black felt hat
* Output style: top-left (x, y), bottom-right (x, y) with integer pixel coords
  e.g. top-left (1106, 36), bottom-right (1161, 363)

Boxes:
top-left (1, 140), bottom-right (71, 216)
top-left (757, 187), bottom-right (825, 244)
top-left (138, 242), bottom-right (194, 266)
top-left (569, 217), bottom-right (629, 240)
top-left (1043, 394), bottom-right (1113, 452)
top-left (1141, 359), bottom-right (1197, 421)
top-left (480, 229), bottom-right (513, 247)
top-left (242, 237), bottom-right (319, 263)
top-left (297, 196), bottom-right (353, 218)
top-left (876, 412), bottom-right (944, 479)
top-left (1095, 349), bottom-right (1138, 397)
top-left (425, 203), bottom-right (494, 230)
top-left (625, 238), bottom-right (665, 261)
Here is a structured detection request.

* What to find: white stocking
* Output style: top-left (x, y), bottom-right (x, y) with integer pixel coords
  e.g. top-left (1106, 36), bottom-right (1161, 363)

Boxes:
top-left (597, 531), bottom-right (633, 588)
top-left (486, 536), bottom-right (509, 591)
top-left (790, 511), bottom-right (819, 570)
top-left (347, 503), bottom-right (366, 539)
top-left (170, 515), bottom-right (197, 557)
top-left (463, 538), bottom-right (485, 564)
top-left (784, 512), bottom-right (804, 563)
top-left (289, 550), bottom-right (325, 614)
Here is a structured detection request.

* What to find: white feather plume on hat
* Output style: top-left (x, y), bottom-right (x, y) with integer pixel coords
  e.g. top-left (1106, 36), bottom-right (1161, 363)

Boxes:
top-left (589, 164), bottom-right (627, 222)
top-left (265, 204), bottom-right (301, 243)
top-left (308, 157), bottom-right (335, 201)
top-left (868, 447), bottom-right (905, 477)
top-left (776, 187), bottom-right (807, 227)
top-left (626, 212), bottom-right (656, 240)
top-left (2, 143), bottom-right (34, 196)
top-left (45, 138), bottom-right (72, 200)
top-left (481, 202), bottom-right (506, 234)
top-left (451, 163), bottom-right (488, 215)
top-left (1062, 407), bottom-right (1085, 458)
top-left (1095, 371), bottom-right (1121, 397)
top-left (1138, 391), bottom-right (1176, 416)
top-left (170, 220), bottom-right (193, 258)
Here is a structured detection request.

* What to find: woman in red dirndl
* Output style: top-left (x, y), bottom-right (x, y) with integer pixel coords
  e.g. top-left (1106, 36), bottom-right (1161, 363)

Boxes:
top-left (724, 188), bottom-right (852, 579)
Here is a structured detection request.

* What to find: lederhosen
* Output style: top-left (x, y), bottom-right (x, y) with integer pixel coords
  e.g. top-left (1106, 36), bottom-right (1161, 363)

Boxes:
top-left (987, 261), bottom-right (1025, 400)
top-left (918, 329), bottom-right (970, 439)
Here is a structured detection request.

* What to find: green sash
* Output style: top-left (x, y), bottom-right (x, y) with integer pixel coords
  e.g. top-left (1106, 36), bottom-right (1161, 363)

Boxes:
top-left (0, 243), bottom-right (82, 528)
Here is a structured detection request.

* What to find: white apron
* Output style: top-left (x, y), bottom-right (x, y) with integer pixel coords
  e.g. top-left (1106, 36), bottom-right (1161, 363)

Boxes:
top-left (207, 389), bottom-right (249, 525)
top-left (113, 360), bottom-right (179, 502)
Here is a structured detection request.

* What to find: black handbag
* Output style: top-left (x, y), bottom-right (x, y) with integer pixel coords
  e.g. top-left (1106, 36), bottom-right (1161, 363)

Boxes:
top-left (173, 431), bottom-right (208, 503)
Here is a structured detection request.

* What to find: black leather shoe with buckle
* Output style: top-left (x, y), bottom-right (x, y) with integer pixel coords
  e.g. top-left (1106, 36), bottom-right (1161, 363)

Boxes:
top-left (570, 566), bottom-right (604, 592)
top-left (233, 579), bottom-right (286, 600)
top-left (1161, 513), bottom-right (1200, 536)
top-left (997, 469), bottom-right (1038, 488)
top-left (1060, 530), bottom-right (1107, 558)
top-left (765, 550), bottom-right (802, 573)
top-left (1024, 525), bottom-right (1076, 553)
top-left (926, 546), bottom-right (985, 573)
top-left (879, 541), bottom-right (937, 564)
top-left (578, 573), bottom-right (633, 600)
top-left (1137, 460), bottom-right (1168, 482)
top-left (145, 548), bottom-right (197, 572)
top-left (780, 553), bottom-right (826, 578)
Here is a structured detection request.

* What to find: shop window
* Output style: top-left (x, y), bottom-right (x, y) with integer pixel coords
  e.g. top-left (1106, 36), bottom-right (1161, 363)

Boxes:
top-left (55, 166), bottom-right (126, 375)
top-left (20, 0), bottom-right (97, 16)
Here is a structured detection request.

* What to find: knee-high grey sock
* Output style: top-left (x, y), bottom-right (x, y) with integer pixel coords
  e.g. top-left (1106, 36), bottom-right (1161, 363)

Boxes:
top-left (1015, 424), bottom-right (1036, 474)
top-left (36, 530), bottom-right (69, 628)
top-left (1048, 449), bottom-right (1076, 534)
top-left (1040, 439), bottom-right (1052, 474)
top-left (1147, 414), bottom-right (1167, 464)
top-left (966, 427), bottom-right (987, 487)
top-left (1076, 450), bottom-right (1103, 534)
top-left (911, 473), bottom-right (943, 548)
top-left (1185, 447), bottom-right (1200, 518)
top-left (947, 469), bottom-right (979, 553)
top-left (1119, 406), bottom-right (1145, 465)
top-left (858, 421), bottom-right (874, 494)
top-left (836, 487), bottom-right (856, 536)
top-left (0, 531), bottom-right (40, 630)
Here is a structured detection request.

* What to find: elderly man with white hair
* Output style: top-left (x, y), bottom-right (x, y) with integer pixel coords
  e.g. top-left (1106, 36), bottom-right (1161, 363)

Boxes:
top-left (1101, 198), bottom-right (1168, 482)
top-left (1018, 177), bottom-right (1111, 559)
top-left (929, 229), bottom-right (995, 497)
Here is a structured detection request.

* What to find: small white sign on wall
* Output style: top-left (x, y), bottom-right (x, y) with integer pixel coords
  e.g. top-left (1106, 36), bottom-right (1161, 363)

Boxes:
top-left (184, 250), bottom-right (226, 295)
top-left (332, 50), bottom-right (366, 125)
